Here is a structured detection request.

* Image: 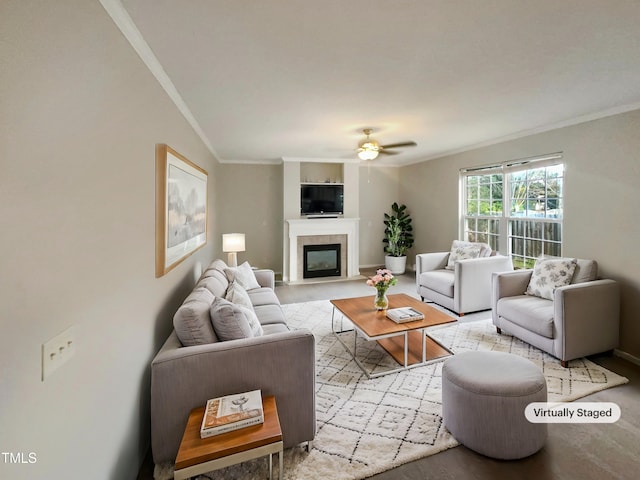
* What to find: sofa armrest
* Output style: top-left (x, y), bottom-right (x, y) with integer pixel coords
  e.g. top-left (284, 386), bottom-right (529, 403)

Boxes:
top-left (554, 279), bottom-right (620, 361)
top-left (456, 255), bottom-right (514, 281)
top-left (151, 328), bottom-right (315, 465)
top-left (454, 255), bottom-right (514, 313)
top-left (415, 252), bottom-right (449, 286)
top-left (253, 268), bottom-right (275, 289)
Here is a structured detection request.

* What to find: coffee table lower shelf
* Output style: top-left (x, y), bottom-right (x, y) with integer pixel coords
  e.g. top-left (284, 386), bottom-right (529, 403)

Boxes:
top-left (377, 330), bottom-right (452, 365)
top-left (333, 328), bottom-right (452, 378)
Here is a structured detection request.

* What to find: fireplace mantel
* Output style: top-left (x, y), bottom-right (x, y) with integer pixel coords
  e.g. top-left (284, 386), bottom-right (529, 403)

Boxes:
top-left (286, 218), bottom-right (360, 283)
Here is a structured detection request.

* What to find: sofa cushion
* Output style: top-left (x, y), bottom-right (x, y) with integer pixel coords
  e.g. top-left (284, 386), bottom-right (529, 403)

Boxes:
top-left (173, 287), bottom-right (218, 346)
top-left (571, 259), bottom-right (598, 284)
top-left (198, 268), bottom-right (229, 298)
top-left (201, 259), bottom-right (229, 280)
top-left (225, 280), bottom-right (254, 310)
top-left (224, 261), bottom-right (261, 290)
top-left (445, 240), bottom-right (488, 270)
top-left (247, 287), bottom-right (281, 307)
top-left (419, 270), bottom-right (455, 298)
top-left (210, 297), bottom-right (263, 341)
top-left (497, 295), bottom-right (555, 338)
top-left (526, 257), bottom-right (577, 300)
top-left (261, 323), bottom-right (291, 335)
top-left (253, 304), bottom-right (287, 326)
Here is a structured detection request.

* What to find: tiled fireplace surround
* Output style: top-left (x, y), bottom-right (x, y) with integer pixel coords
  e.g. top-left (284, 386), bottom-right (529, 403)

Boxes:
top-left (298, 235), bottom-right (347, 280)
top-left (286, 218), bottom-right (360, 283)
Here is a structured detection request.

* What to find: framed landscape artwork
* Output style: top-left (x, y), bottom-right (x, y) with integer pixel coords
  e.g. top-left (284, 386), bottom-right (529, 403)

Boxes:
top-left (156, 144), bottom-right (208, 277)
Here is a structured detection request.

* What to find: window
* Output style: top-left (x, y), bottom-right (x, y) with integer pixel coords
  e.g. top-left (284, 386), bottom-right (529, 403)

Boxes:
top-left (461, 154), bottom-right (564, 268)
top-left (463, 173), bottom-right (503, 251)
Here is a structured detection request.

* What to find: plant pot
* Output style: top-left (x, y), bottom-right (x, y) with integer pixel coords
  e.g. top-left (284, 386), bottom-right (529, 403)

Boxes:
top-left (385, 255), bottom-right (407, 275)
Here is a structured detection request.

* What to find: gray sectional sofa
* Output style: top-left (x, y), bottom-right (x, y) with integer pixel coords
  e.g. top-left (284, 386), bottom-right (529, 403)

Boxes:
top-left (150, 259), bottom-right (316, 467)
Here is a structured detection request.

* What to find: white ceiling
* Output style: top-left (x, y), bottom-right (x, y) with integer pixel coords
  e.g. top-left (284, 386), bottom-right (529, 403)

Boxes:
top-left (111, 0), bottom-right (640, 166)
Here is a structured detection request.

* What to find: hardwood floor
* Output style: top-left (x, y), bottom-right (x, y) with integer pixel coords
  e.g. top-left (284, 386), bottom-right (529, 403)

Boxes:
top-left (139, 268), bottom-right (640, 479)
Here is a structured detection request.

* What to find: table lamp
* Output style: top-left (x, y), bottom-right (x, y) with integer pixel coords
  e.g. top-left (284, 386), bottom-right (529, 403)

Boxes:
top-left (222, 233), bottom-right (245, 267)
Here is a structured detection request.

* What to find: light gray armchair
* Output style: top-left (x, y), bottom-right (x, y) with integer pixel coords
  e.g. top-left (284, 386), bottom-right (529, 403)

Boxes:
top-left (492, 259), bottom-right (620, 367)
top-left (416, 242), bottom-right (514, 315)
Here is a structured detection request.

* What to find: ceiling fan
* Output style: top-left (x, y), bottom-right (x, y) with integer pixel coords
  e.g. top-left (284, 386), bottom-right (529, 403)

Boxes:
top-left (357, 128), bottom-right (417, 160)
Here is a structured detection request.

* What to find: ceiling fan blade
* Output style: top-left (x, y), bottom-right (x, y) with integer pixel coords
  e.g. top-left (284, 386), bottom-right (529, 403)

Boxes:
top-left (378, 150), bottom-right (400, 156)
top-left (380, 141), bottom-right (417, 149)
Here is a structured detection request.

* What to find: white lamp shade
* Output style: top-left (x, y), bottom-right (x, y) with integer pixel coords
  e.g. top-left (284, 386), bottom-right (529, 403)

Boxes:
top-left (222, 233), bottom-right (246, 253)
top-left (358, 149), bottom-right (379, 160)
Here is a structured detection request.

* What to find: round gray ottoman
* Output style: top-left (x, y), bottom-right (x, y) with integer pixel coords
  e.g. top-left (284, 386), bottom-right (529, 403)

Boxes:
top-left (442, 351), bottom-right (547, 459)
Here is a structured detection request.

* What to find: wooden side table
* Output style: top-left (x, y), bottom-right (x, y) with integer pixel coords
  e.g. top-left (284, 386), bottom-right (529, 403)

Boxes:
top-left (174, 396), bottom-right (283, 480)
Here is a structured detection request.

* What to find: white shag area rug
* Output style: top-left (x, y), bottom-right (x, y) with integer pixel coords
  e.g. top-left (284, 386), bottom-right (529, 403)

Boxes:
top-left (155, 300), bottom-right (628, 480)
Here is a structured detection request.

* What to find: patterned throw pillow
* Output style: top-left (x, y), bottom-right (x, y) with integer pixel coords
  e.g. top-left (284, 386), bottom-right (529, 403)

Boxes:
top-left (445, 242), bottom-right (482, 270)
top-left (525, 257), bottom-right (578, 300)
top-left (224, 261), bottom-right (261, 290)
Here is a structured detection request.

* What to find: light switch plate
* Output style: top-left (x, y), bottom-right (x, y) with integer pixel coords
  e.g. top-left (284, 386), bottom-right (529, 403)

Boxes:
top-left (42, 326), bottom-right (76, 381)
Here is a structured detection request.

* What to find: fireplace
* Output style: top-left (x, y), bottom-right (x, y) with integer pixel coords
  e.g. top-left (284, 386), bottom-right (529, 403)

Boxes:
top-left (286, 218), bottom-right (359, 283)
top-left (303, 244), bottom-right (341, 278)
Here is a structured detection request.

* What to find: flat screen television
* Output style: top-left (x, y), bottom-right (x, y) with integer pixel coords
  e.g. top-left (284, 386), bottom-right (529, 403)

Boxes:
top-left (300, 184), bottom-right (344, 216)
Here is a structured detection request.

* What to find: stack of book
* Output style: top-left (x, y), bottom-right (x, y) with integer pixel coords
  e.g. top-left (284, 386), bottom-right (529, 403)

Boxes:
top-left (386, 307), bottom-right (425, 323)
top-left (200, 389), bottom-right (264, 438)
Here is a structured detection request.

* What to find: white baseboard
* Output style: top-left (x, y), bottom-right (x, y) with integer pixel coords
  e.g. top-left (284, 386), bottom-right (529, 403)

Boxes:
top-left (613, 348), bottom-right (640, 367)
top-left (360, 263), bottom-right (384, 269)
top-left (360, 263), bottom-right (417, 273)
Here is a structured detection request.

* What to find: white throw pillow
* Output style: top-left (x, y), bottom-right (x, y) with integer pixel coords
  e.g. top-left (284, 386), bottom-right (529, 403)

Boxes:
top-left (224, 261), bottom-right (261, 290)
top-left (525, 257), bottom-right (578, 300)
top-left (445, 241), bottom-right (482, 270)
top-left (225, 280), bottom-right (254, 311)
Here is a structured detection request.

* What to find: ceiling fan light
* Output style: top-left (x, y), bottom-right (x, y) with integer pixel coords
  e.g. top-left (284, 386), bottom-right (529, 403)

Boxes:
top-left (358, 149), bottom-right (379, 161)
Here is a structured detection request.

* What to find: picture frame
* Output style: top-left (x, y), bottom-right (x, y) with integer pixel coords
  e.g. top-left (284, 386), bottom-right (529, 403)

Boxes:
top-left (156, 144), bottom-right (208, 277)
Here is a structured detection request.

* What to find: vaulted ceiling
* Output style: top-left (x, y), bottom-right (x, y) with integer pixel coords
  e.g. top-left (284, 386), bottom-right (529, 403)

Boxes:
top-left (110, 0), bottom-right (640, 166)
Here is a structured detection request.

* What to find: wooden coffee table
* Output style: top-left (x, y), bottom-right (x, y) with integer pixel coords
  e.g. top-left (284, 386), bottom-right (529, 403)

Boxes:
top-left (331, 293), bottom-right (457, 378)
top-left (174, 396), bottom-right (283, 480)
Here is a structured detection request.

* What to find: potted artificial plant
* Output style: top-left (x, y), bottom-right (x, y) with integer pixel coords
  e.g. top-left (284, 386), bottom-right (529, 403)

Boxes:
top-left (383, 202), bottom-right (414, 274)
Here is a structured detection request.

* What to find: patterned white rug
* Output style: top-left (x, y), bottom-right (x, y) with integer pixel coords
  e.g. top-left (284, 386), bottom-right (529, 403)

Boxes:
top-left (155, 300), bottom-right (628, 480)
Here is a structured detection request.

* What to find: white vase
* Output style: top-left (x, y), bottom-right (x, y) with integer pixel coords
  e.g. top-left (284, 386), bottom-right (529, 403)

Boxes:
top-left (385, 255), bottom-right (407, 275)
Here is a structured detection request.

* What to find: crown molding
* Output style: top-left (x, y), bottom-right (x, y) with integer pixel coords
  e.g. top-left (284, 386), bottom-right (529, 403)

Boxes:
top-left (281, 157), bottom-right (362, 164)
top-left (99, 0), bottom-right (219, 160)
top-left (400, 101), bottom-right (640, 167)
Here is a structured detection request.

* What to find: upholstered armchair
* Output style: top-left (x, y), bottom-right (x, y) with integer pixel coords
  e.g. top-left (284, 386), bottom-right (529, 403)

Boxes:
top-left (416, 241), bottom-right (514, 315)
top-left (492, 258), bottom-right (620, 367)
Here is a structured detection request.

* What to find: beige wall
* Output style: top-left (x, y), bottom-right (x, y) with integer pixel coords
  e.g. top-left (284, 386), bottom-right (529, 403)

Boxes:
top-left (0, 1), bottom-right (218, 479)
top-left (400, 109), bottom-right (640, 359)
top-left (358, 165), bottom-right (401, 266)
top-left (215, 163), bottom-right (283, 270)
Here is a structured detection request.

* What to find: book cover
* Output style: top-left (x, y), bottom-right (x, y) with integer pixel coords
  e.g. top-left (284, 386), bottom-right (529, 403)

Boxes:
top-left (200, 389), bottom-right (264, 438)
top-left (386, 307), bottom-right (425, 323)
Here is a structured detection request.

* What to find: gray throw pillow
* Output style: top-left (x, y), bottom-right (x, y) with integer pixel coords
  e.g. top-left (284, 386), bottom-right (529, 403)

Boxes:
top-left (210, 297), bottom-right (263, 341)
top-left (225, 280), bottom-right (255, 311)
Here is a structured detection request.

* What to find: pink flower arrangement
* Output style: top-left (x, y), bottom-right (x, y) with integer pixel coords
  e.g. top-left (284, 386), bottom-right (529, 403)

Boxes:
top-left (366, 268), bottom-right (398, 291)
